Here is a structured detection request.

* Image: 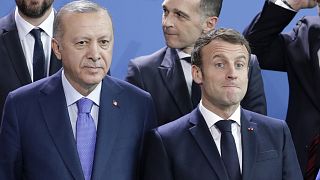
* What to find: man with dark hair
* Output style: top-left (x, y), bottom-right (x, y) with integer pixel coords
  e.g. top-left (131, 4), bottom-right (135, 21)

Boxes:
top-left (0, 1), bottom-right (156, 179)
top-left (0, 0), bottom-right (62, 119)
top-left (126, 0), bottom-right (267, 126)
top-left (142, 28), bottom-right (302, 180)
top-left (243, 0), bottom-right (320, 178)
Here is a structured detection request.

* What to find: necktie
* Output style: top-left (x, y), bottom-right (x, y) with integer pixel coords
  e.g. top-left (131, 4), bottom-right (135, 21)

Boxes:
top-left (215, 120), bottom-right (241, 180)
top-left (30, 28), bottom-right (45, 81)
top-left (183, 57), bottom-right (201, 108)
top-left (305, 134), bottom-right (320, 180)
top-left (76, 98), bottom-right (96, 180)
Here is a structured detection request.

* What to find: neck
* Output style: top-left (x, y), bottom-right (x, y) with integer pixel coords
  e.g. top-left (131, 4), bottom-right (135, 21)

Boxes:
top-left (18, 7), bottom-right (52, 26)
top-left (202, 99), bottom-right (239, 119)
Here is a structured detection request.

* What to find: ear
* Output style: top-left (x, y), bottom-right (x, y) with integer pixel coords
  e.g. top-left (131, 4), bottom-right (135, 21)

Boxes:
top-left (202, 16), bottom-right (218, 33)
top-left (192, 65), bottom-right (203, 85)
top-left (51, 38), bottom-right (62, 60)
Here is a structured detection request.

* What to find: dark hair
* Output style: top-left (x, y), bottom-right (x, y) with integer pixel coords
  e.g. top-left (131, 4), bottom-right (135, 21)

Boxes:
top-left (200, 0), bottom-right (223, 18)
top-left (191, 28), bottom-right (251, 67)
top-left (53, 0), bottom-right (111, 39)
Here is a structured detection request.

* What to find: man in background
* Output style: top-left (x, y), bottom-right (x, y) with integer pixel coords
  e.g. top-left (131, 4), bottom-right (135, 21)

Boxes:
top-left (0, 1), bottom-right (155, 179)
top-left (126, 0), bottom-right (267, 126)
top-left (0, 0), bottom-right (62, 119)
top-left (243, 0), bottom-right (320, 178)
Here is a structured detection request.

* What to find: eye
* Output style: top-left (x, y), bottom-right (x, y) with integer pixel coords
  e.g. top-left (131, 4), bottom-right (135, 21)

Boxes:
top-left (100, 39), bottom-right (110, 49)
top-left (215, 62), bottom-right (224, 68)
top-left (75, 40), bottom-right (88, 49)
top-left (162, 8), bottom-right (168, 16)
top-left (235, 62), bottom-right (245, 69)
top-left (175, 11), bottom-right (187, 19)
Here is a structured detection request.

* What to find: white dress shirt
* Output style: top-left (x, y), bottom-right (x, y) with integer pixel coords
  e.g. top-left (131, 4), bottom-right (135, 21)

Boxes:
top-left (199, 101), bottom-right (243, 172)
top-left (61, 70), bottom-right (101, 138)
top-left (176, 49), bottom-right (192, 96)
top-left (15, 7), bottom-right (54, 81)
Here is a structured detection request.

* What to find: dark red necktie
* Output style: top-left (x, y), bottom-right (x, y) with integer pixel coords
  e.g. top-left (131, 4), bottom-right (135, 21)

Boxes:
top-left (305, 134), bottom-right (320, 180)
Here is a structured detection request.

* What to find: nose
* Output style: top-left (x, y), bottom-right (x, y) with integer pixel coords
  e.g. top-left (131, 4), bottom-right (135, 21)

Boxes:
top-left (88, 42), bottom-right (101, 61)
top-left (226, 66), bottom-right (237, 80)
top-left (162, 14), bottom-right (174, 28)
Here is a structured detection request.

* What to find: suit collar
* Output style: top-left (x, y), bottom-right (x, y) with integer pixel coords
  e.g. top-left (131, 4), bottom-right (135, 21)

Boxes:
top-left (158, 47), bottom-right (192, 114)
top-left (38, 70), bottom-right (84, 180)
top-left (188, 108), bottom-right (229, 180)
top-left (38, 73), bottom-right (127, 180)
top-left (91, 76), bottom-right (126, 179)
top-left (240, 109), bottom-right (258, 180)
top-left (189, 108), bottom-right (259, 180)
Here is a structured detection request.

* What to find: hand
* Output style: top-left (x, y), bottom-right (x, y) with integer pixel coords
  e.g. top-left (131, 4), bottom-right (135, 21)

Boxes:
top-left (286, 0), bottom-right (320, 10)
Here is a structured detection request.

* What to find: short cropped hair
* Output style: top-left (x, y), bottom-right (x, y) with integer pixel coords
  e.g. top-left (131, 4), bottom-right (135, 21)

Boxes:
top-left (200, 0), bottom-right (223, 18)
top-left (191, 28), bottom-right (251, 67)
top-left (53, 0), bottom-right (111, 39)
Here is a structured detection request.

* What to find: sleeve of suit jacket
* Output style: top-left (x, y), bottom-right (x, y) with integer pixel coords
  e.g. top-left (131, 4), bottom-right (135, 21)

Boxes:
top-left (243, 1), bottom-right (297, 71)
top-left (142, 129), bottom-right (173, 180)
top-left (0, 93), bottom-right (23, 180)
top-left (281, 120), bottom-right (304, 179)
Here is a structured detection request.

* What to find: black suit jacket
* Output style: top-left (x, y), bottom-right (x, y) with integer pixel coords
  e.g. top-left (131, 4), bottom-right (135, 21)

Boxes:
top-left (243, 1), bottom-right (320, 174)
top-left (126, 47), bottom-right (267, 125)
top-left (142, 108), bottom-right (303, 180)
top-left (0, 11), bottom-right (62, 119)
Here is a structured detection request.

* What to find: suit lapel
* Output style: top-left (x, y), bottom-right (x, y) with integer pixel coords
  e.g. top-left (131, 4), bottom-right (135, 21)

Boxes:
top-left (38, 71), bottom-right (84, 180)
top-left (240, 109), bottom-right (258, 180)
top-left (91, 76), bottom-right (125, 179)
top-left (188, 109), bottom-right (228, 180)
top-left (158, 47), bottom-right (192, 114)
top-left (0, 12), bottom-right (31, 85)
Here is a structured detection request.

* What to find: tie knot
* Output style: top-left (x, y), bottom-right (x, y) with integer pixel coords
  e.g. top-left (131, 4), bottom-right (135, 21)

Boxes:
top-left (182, 57), bottom-right (191, 64)
top-left (215, 120), bottom-right (233, 133)
top-left (77, 98), bottom-right (93, 114)
top-left (30, 28), bottom-right (42, 40)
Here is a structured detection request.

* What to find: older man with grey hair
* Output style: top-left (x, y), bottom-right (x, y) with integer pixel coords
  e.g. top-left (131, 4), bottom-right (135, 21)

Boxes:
top-left (0, 1), bottom-right (156, 180)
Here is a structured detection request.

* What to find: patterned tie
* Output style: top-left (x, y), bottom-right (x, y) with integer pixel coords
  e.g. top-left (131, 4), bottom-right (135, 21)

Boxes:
top-left (215, 120), bottom-right (241, 180)
top-left (76, 98), bottom-right (96, 180)
top-left (305, 134), bottom-right (320, 180)
top-left (30, 29), bottom-right (45, 81)
top-left (183, 57), bottom-right (201, 108)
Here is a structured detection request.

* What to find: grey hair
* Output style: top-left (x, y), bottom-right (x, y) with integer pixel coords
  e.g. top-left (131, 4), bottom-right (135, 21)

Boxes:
top-left (200, 0), bottom-right (223, 20)
top-left (53, 0), bottom-right (111, 39)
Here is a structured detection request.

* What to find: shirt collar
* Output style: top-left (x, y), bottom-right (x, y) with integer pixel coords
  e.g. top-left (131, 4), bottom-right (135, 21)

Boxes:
top-left (199, 100), bottom-right (241, 129)
top-left (61, 70), bottom-right (101, 107)
top-left (15, 7), bottom-right (54, 38)
top-left (176, 49), bottom-right (190, 60)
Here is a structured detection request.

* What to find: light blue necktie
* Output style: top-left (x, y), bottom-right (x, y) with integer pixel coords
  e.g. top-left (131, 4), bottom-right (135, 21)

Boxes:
top-left (76, 98), bottom-right (96, 180)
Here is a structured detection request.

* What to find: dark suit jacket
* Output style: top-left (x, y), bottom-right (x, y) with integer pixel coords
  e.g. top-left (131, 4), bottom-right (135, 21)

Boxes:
top-left (126, 47), bottom-right (267, 125)
top-left (0, 70), bottom-right (156, 180)
top-left (0, 11), bottom-right (62, 119)
top-left (142, 108), bottom-right (303, 180)
top-left (243, 1), bottom-right (320, 174)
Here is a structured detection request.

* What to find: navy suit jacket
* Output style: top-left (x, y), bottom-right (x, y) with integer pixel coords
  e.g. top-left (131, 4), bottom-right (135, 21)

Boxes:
top-left (126, 47), bottom-right (267, 125)
top-left (0, 70), bottom-right (156, 180)
top-left (142, 108), bottom-right (303, 180)
top-left (243, 1), bottom-right (320, 173)
top-left (0, 11), bottom-right (62, 119)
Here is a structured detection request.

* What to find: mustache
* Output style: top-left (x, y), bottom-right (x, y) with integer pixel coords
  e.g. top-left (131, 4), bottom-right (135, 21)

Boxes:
top-left (82, 61), bottom-right (104, 68)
